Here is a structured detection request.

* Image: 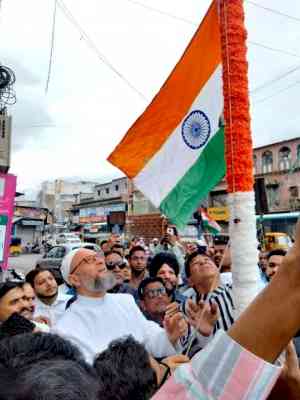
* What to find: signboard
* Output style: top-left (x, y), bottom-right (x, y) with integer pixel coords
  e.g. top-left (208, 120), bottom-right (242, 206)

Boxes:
top-left (208, 207), bottom-right (229, 222)
top-left (108, 211), bottom-right (126, 226)
top-left (0, 174), bottom-right (17, 270)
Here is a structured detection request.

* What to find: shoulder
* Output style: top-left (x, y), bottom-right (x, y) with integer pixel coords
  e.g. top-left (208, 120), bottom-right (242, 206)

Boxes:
top-left (107, 293), bottom-right (136, 305)
top-left (182, 287), bottom-right (197, 299)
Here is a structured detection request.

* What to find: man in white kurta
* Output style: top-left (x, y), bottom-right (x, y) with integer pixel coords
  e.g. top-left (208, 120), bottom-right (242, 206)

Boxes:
top-left (54, 248), bottom-right (187, 363)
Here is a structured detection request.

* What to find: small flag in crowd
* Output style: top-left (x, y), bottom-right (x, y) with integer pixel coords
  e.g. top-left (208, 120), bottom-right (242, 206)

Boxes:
top-left (108, 1), bottom-right (225, 227)
top-left (201, 209), bottom-right (222, 235)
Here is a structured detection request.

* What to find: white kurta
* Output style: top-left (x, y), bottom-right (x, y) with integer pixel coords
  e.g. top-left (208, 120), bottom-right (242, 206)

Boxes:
top-left (53, 293), bottom-right (177, 363)
top-left (34, 292), bottom-right (71, 326)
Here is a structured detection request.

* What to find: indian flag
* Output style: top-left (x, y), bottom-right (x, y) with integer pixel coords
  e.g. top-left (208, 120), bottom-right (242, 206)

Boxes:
top-left (108, 1), bottom-right (225, 227)
top-left (201, 209), bottom-right (222, 235)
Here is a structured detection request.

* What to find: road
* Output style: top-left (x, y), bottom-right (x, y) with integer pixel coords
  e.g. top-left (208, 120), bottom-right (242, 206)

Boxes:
top-left (8, 254), bottom-right (41, 276)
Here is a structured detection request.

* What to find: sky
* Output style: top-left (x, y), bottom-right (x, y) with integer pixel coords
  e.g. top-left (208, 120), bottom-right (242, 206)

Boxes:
top-left (0, 0), bottom-right (300, 197)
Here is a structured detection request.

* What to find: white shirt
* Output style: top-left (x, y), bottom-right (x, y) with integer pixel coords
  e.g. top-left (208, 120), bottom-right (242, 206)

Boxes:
top-left (53, 293), bottom-right (177, 363)
top-left (34, 292), bottom-right (71, 326)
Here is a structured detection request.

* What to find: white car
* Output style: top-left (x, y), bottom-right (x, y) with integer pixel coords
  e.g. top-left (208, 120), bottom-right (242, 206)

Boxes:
top-left (56, 233), bottom-right (81, 245)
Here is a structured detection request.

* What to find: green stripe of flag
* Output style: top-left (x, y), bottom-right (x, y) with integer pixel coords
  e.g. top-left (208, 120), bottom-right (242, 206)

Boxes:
top-left (160, 127), bottom-right (225, 228)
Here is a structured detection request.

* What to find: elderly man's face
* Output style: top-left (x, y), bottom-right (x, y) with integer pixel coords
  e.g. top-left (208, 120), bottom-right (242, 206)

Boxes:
top-left (70, 250), bottom-right (115, 295)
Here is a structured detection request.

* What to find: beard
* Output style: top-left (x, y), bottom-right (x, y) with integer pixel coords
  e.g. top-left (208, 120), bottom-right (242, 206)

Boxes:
top-left (83, 272), bottom-right (116, 293)
top-left (37, 289), bottom-right (58, 301)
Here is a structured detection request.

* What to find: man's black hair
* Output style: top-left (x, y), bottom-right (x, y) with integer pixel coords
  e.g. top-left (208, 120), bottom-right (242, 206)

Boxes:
top-left (138, 277), bottom-right (165, 300)
top-left (111, 244), bottom-right (124, 250)
top-left (149, 252), bottom-right (180, 278)
top-left (94, 336), bottom-right (156, 400)
top-left (26, 267), bottom-right (55, 289)
top-left (11, 360), bottom-right (99, 400)
top-left (100, 240), bottom-right (108, 246)
top-left (105, 250), bottom-right (123, 259)
top-left (0, 281), bottom-right (22, 300)
top-left (214, 235), bottom-right (229, 246)
top-left (0, 332), bottom-right (84, 371)
top-left (0, 313), bottom-right (35, 341)
top-left (185, 249), bottom-right (207, 278)
top-left (267, 248), bottom-right (287, 260)
top-left (129, 245), bottom-right (146, 259)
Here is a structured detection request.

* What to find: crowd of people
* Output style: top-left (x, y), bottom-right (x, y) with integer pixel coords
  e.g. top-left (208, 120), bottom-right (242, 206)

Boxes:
top-left (0, 223), bottom-right (300, 399)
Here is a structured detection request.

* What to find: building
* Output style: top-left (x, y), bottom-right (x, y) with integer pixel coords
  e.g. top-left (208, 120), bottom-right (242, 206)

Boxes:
top-left (254, 137), bottom-right (300, 212)
top-left (13, 206), bottom-right (52, 245)
top-left (207, 137), bottom-right (300, 232)
top-left (38, 179), bottom-right (96, 223)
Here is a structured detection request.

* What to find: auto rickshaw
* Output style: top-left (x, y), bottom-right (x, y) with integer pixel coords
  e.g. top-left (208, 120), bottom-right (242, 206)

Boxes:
top-left (263, 232), bottom-right (292, 252)
top-left (9, 237), bottom-right (22, 256)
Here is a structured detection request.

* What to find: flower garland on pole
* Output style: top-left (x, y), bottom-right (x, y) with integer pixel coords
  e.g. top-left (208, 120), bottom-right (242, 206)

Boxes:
top-left (219, 0), bottom-right (259, 317)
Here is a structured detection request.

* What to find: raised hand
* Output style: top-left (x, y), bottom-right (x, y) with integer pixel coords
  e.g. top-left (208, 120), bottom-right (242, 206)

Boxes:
top-left (186, 299), bottom-right (219, 337)
top-left (164, 303), bottom-right (188, 345)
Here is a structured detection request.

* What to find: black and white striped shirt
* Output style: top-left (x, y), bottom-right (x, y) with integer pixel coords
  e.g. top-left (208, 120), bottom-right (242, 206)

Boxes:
top-left (183, 284), bottom-right (235, 333)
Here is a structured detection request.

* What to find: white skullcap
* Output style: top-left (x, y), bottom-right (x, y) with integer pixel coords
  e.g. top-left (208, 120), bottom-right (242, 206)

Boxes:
top-left (61, 248), bottom-right (83, 285)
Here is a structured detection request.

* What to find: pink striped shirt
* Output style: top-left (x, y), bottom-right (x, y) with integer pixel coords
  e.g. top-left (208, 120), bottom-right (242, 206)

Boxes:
top-left (152, 330), bottom-right (281, 400)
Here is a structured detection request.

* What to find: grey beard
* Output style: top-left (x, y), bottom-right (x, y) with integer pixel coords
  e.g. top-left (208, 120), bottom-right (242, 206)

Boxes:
top-left (84, 273), bottom-right (116, 293)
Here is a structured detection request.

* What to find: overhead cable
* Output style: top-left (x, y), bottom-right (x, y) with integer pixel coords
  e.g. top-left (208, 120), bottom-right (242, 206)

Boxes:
top-left (251, 64), bottom-right (300, 94)
top-left (123, 0), bottom-right (300, 60)
top-left (57, 0), bottom-right (147, 101)
top-left (45, 0), bottom-right (57, 93)
top-left (246, 1), bottom-right (300, 24)
top-left (253, 79), bottom-right (300, 106)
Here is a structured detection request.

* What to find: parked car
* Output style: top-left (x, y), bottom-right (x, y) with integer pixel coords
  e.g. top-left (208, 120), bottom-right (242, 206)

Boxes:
top-left (55, 233), bottom-right (82, 245)
top-left (35, 242), bottom-right (102, 271)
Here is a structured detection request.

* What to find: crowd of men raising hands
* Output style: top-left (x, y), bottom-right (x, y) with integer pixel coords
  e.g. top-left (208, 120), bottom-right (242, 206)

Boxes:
top-left (0, 224), bottom-right (299, 399)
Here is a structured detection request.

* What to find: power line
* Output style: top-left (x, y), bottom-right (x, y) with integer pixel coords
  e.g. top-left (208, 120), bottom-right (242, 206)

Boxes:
top-left (45, 0), bottom-right (57, 93)
top-left (253, 79), bottom-right (300, 106)
top-left (251, 64), bottom-right (300, 94)
top-left (246, 1), bottom-right (300, 24)
top-left (125, 0), bottom-right (196, 25)
top-left (56, 0), bottom-right (148, 101)
top-left (248, 41), bottom-right (300, 60)
top-left (122, 0), bottom-right (300, 60)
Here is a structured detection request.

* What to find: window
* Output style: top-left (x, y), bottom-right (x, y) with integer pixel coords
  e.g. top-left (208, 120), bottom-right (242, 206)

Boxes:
top-left (105, 188), bottom-right (110, 194)
top-left (290, 186), bottom-right (299, 198)
top-left (297, 144), bottom-right (300, 160)
top-left (115, 185), bottom-right (119, 191)
top-left (253, 154), bottom-right (257, 175)
top-left (97, 190), bottom-right (101, 196)
top-left (278, 146), bottom-right (291, 171)
top-left (262, 151), bottom-right (273, 173)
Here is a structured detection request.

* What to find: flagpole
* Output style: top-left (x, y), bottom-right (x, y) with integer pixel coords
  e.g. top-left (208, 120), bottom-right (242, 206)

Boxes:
top-left (218, 0), bottom-right (259, 317)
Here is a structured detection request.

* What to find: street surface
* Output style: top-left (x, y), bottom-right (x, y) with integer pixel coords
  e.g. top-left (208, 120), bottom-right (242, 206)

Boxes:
top-left (8, 254), bottom-right (41, 276)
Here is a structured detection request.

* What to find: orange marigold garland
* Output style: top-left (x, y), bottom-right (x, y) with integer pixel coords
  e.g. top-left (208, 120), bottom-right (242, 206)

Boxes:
top-left (218, 0), bottom-right (254, 193)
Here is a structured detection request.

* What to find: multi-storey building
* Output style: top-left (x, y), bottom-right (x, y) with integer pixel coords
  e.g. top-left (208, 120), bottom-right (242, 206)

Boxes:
top-left (38, 179), bottom-right (95, 223)
top-left (210, 137), bottom-right (300, 213)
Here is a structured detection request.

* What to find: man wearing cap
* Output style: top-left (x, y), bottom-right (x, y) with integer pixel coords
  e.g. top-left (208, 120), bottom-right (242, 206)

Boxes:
top-left (54, 248), bottom-right (187, 363)
top-left (149, 252), bottom-right (186, 305)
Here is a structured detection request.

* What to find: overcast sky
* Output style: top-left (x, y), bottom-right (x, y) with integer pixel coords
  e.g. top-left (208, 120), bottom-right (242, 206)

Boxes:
top-left (0, 0), bottom-right (300, 196)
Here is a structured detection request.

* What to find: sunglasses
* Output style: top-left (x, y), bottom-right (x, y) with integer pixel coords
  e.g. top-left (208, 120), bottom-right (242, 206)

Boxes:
top-left (144, 287), bottom-right (167, 299)
top-left (106, 262), bottom-right (127, 271)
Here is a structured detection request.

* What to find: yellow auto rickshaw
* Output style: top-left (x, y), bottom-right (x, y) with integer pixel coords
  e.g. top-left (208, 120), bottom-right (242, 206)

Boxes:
top-left (9, 237), bottom-right (22, 256)
top-left (263, 232), bottom-right (292, 252)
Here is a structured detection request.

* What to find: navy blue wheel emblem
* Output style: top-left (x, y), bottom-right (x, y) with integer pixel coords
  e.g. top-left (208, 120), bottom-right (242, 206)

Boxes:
top-left (181, 110), bottom-right (211, 149)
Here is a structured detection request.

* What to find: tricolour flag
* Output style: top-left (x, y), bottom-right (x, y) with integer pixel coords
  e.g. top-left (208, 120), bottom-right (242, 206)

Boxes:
top-left (108, 1), bottom-right (225, 227)
top-left (201, 209), bottom-right (222, 235)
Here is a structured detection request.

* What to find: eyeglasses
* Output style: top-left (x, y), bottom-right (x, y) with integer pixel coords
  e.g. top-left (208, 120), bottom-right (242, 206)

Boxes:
top-left (71, 255), bottom-right (100, 274)
top-left (106, 262), bottom-right (127, 271)
top-left (144, 287), bottom-right (167, 299)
